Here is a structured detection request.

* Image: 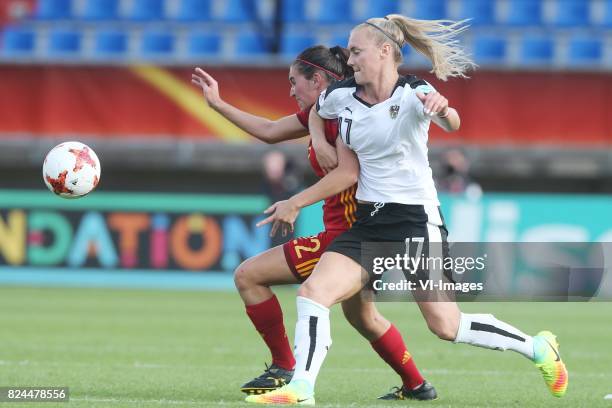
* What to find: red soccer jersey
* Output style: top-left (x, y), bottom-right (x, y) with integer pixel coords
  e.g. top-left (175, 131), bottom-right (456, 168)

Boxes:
top-left (296, 106), bottom-right (357, 232)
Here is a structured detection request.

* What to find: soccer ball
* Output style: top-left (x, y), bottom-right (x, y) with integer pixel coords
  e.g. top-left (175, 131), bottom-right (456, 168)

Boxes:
top-left (42, 141), bottom-right (101, 199)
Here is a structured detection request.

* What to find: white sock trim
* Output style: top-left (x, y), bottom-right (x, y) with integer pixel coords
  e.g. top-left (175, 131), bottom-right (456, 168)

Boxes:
top-left (296, 296), bottom-right (329, 315)
top-left (453, 312), bottom-right (467, 344)
top-left (292, 296), bottom-right (332, 389)
top-left (454, 312), bottom-right (534, 359)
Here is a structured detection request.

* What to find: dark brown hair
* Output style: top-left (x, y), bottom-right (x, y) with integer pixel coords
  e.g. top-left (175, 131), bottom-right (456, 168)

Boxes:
top-left (293, 45), bottom-right (353, 83)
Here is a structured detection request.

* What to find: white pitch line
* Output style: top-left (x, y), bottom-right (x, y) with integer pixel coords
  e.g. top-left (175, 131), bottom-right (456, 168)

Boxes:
top-left (71, 397), bottom-right (203, 405)
top-left (70, 397), bottom-right (457, 408)
top-left (0, 343), bottom-right (205, 353)
top-left (1, 360), bottom-right (609, 379)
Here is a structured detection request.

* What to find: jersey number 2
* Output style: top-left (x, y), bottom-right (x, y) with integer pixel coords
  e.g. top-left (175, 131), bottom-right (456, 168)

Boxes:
top-left (294, 237), bottom-right (321, 259)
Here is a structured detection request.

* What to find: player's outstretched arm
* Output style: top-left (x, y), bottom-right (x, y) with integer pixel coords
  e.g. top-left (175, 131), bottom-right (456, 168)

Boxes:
top-left (309, 106), bottom-right (338, 173)
top-left (191, 67), bottom-right (308, 143)
top-left (416, 91), bottom-right (461, 132)
top-left (289, 138), bottom-right (358, 209)
top-left (257, 139), bottom-right (359, 236)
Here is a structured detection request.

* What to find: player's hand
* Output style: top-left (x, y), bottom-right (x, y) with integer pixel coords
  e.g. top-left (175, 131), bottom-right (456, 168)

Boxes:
top-left (191, 67), bottom-right (222, 110)
top-left (256, 199), bottom-right (301, 237)
top-left (312, 141), bottom-right (338, 174)
top-left (416, 91), bottom-right (449, 118)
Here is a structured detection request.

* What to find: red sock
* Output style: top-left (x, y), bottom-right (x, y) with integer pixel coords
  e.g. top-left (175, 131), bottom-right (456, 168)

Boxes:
top-left (245, 295), bottom-right (295, 370)
top-left (371, 324), bottom-right (424, 390)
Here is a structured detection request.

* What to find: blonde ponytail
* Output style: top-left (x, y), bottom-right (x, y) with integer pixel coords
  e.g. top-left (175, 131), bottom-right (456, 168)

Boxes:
top-left (357, 15), bottom-right (476, 81)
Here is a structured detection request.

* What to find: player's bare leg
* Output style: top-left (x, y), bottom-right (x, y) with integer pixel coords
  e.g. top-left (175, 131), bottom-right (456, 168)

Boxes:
top-left (416, 300), bottom-right (461, 341)
top-left (341, 292), bottom-right (390, 341)
top-left (234, 245), bottom-right (299, 305)
top-left (234, 245), bottom-right (299, 395)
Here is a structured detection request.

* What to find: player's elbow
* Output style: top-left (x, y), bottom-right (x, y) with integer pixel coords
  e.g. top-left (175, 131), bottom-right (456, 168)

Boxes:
top-left (449, 117), bottom-right (460, 132)
top-left (337, 157), bottom-right (359, 183)
top-left (446, 112), bottom-right (461, 132)
top-left (440, 120), bottom-right (460, 133)
top-left (338, 165), bottom-right (358, 186)
top-left (346, 167), bottom-right (359, 185)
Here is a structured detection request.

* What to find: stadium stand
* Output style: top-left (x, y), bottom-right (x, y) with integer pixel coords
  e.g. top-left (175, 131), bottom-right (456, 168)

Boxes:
top-left (280, 30), bottom-right (316, 57)
top-left (365, 0), bottom-right (400, 18)
top-left (458, 0), bottom-right (495, 26)
top-left (187, 31), bottom-right (221, 57)
top-left (553, 0), bottom-right (591, 27)
top-left (473, 34), bottom-right (507, 64)
top-left (234, 28), bottom-right (269, 56)
top-left (520, 34), bottom-right (555, 65)
top-left (1, 26), bottom-right (35, 54)
top-left (128, 0), bottom-right (166, 21)
top-left (175, 0), bottom-right (212, 22)
top-left (568, 35), bottom-right (604, 65)
top-left (281, 0), bottom-right (306, 23)
top-left (93, 28), bottom-right (128, 56)
top-left (314, 0), bottom-right (354, 24)
top-left (141, 29), bottom-right (175, 56)
top-left (48, 27), bottom-right (81, 54)
top-left (503, 0), bottom-right (542, 26)
top-left (0, 0), bottom-right (610, 68)
top-left (604, 0), bottom-right (612, 27)
top-left (82, 0), bottom-right (120, 20)
top-left (35, 0), bottom-right (71, 19)
top-left (329, 32), bottom-right (349, 49)
top-left (410, 0), bottom-right (447, 20)
top-left (220, 0), bottom-right (259, 23)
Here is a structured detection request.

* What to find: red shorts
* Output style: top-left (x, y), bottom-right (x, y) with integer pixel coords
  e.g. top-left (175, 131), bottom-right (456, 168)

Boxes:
top-left (282, 230), bottom-right (345, 282)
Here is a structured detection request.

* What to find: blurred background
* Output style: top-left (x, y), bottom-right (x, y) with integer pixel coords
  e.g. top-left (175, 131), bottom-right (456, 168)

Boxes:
top-left (1, 4), bottom-right (611, 406)
top-left (0, 0), bottom-right (611, 288)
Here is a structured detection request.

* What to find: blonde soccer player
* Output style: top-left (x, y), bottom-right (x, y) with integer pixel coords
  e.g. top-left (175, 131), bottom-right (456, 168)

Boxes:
top-left (249, 14), bottom-right (568, 405)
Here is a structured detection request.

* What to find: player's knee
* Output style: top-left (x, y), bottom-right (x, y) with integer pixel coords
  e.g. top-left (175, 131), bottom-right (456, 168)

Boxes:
top-left (233, 260), bottom-right (256, 292)
top-left (296, 280), bottom-right (316, 299)
top-left (296, 279), bottom-right (330, 305)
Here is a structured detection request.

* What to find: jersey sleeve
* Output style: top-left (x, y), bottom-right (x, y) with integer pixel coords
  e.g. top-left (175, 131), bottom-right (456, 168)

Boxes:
top-left (316, 88), bottom-right (342, 119)
top-left (295, 106), bottom-right (311, 129)
top-left (411, 80), bottom-right (437, 120)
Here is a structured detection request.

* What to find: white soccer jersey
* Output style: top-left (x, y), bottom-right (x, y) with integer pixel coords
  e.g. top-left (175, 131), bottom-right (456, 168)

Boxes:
top-left (316, 75), bottom-right (440, 206)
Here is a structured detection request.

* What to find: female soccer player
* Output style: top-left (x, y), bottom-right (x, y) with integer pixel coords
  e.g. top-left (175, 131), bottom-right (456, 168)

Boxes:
top-left (191, 45), bottom-right (437, 401)
top-left (248, 15), bottom-right (568, 405)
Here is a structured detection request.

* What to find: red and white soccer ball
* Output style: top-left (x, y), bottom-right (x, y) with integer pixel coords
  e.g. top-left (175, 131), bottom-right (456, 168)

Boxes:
top-left (42, 141), bottom-right (101, 199)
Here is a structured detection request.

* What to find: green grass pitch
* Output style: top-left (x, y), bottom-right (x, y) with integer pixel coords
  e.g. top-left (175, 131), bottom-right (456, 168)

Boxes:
top-left (0, 286), bottom-right (611, 407)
